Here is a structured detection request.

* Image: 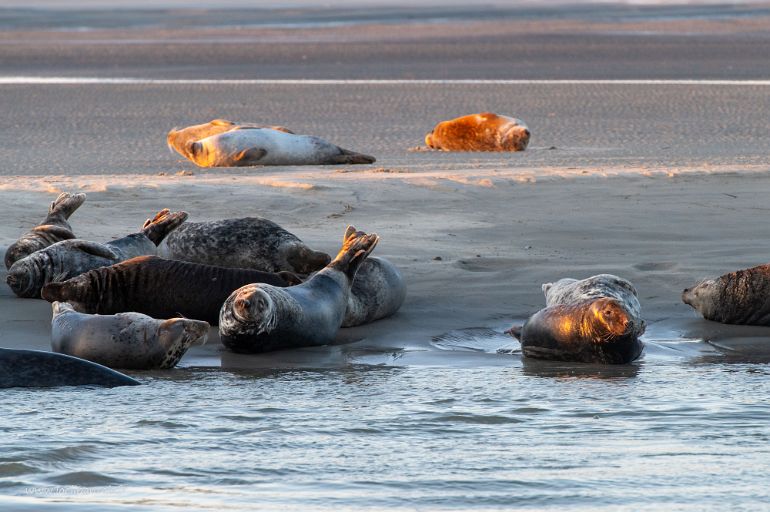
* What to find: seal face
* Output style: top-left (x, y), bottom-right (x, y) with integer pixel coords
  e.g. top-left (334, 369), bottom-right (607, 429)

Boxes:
top-left (509, 274), bottom-right (645, 364)
top-left (5, 192), bottom-right (86, 269)
top-left (167, 119), bottom-right (294, 160)
top-left (158, 217), bottom-right (331, 274)
top-left (343, 256), bottom-right (407, 327)
top-left (424, 112), bottom-right (530, 152)
top-left (682, 263), bottom-right (770, 325)
top-left (41, 255), bottom-right (297, 325)
top-left (6, 209), bottom-right (187, 298)
top-left (219, 226), bottom-right (379, 353)
top-left (183, 128), bottom-right (376, 167)
top-left (50, 301), bottom-right (208, 370)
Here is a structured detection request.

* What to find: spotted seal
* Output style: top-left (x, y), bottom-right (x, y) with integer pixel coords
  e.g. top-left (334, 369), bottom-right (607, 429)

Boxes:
top-left (167, 119), bottom-right (294, 161)
top-left (6, 209), bottom-right (187, 298)
top-left (219, 226), bottom-right (379, 353)
top-left (343, 256), bottom-right (406, 327)
top-left (42, 255), bottom-right (298, 325)
top-left (425, 112), bottom-right (530, 152)
top-left (682, 263), bottom-right (770, 325)
top-left (0, 347), bottom-right (140, 388)
top-left (183, 128), bottom-right (376, 167)
top-left (50, 301), bottom-right (209, 370)
top-left (5, 192), bottom-right (86, 269)
top-left (542, 274), bottom-right (642, 318)
top-left (158, 217), bottom-right (331, 274)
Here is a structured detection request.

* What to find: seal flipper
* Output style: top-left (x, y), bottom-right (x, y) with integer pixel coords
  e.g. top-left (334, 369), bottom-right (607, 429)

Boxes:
top-left (142, 209), bottom-right (189, 246)
top-left (330, 225), bottom-right (380, 279)
top-left (69, 240), bottom-right (121, 260)
top-left (45, 192), bottom-right (86, 225)
top-left (505, 325), bottom-right (523, 340)
top-left (233, 147), bottom-right (267, 165)
top-left (332, 148), bottom-right (376, 165)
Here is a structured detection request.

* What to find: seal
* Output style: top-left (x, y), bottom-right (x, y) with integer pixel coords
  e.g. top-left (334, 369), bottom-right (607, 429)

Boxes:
top-left (542, 274), bottom-right (642, 318)
top-left (158, 217), bottom-right (331, 274)
top-left (6, 208), bottom-right (187, 298)
top-left (424, 112), bottom-right (530, 152)
top-left (343, 256), bottom-right (406, 327)
top-left (167, 119), bottom-right (294, 161)
top-left (219, 226), bottom-right (379, 353)
top-left (183, 128), bottom-right (376, 167)
top-left (0, 347), bottom-right (140, 388)
top-left (41, 255), bottom-right (299, 325)
top-left (50, 301), bottom-right (209, 370)
top-left (5, 192), bottom-right (86, 269)
top-left (682, 263), bottom-right (770, 325)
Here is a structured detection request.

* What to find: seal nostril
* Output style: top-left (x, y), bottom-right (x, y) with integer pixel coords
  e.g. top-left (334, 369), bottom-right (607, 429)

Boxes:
top-left (524, 129), bottom-right (531, 137)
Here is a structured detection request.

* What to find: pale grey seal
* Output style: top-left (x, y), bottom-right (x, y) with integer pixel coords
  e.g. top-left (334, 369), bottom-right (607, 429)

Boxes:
top-left (5, 192), bottom-right (86, 269)
top-left (682, 263), bottom-right (770, 325)
top-left (50, 301), bottom-right (209, 370)
top-left (167, 119), bottom-right (294, 161)
top-left (6, 208), bottom-right (187, 298)
top-left (542, 274), bottom-right (642, 318)
top-left (219, 226), bottom-right (379, 353)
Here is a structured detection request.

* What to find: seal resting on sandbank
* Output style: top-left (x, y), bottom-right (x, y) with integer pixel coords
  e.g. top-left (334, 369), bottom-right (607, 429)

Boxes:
top-left (683, 263), bottom-right (770, 325)
top-left (425, 113), bottom-right (530, 152)
top-left (167, 119), bottom-right (294, 161)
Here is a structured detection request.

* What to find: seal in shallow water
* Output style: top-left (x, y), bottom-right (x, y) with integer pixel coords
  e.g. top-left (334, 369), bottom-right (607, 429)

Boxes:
top-left (682, 263), bottom-right (770, 325)
top-left (167, 119), bottom-right (294, 160)
top-left (158, 217), bottom-right (331, 274)
top-left (424, 112), bottom-right (530, 152)
top-left (219, 226), bottom-right (379, 353)
top-left (542, 274), bottom-right (642, 318)
top-left (42, 255), bottom-right (298, 325)
top-left (183, 128), bottom-right (376, 167)
top-left (6, 209), bottom-right (187, 298)
top-left (5, 192), bottom-right (86, 269)
top-left (0, 348), bottom-right (140, 388)
top-left (50, 301), bottom-right (209, 370)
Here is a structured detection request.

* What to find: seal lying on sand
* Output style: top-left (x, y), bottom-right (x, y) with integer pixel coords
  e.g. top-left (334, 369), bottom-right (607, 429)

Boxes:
top-left (219, 226), bottom-right (379, 353)
top-left (0, 347), bottom-right (140, 388)
top-left (158, 217), bottom-right (331, 274)
top-left (683, 263), bottom-right (770, 325)
top-left (509, 274), bottom-right (644, 364)
top-left (51, 302), bottom-right (209, 369)
top-left (343, 256), bottom-right (406, 327)
top-left (167, 119), bottom-right (294, 160)
top-left (5, 192), bottom-right (86, 269)
top-left (41, 256), bottom-right (299, 325)
top-left (425, 113), bottom-right (530, 152)
top-left (6, 209), bottom-right (187, 298)
top-left (183, 128), bottom-right (376, 167)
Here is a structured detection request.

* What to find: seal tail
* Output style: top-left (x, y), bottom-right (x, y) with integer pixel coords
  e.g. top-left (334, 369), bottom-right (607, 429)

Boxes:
top-left (45, 192), bottom-right (86, 223)
top-left (330, 225), bottom-right (379, 279)
top-left (334, 148), bottom-right (376, 165)
top-left (505, 325), bottom-right (523, 340)
top-left (141, 209), bottom-right (189, 246)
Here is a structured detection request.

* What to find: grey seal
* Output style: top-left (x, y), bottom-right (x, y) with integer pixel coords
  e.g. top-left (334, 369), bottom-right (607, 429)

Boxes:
top-left (343, 256), bottom-right (406, 327)
top-left (51, 301), bottom-right (209, 370)
top-left (5, 192), bottom-right (86, 269)
top-left (6, 208), bottom-right (187, 298)
top-left (682, 263), bottom-right (770, 325)
top-left (219, 226), bottom-right (379, 353)
top-left (542, 274), bottom-right (642, 318)
top-left (183, 128), bottom-right (375, 167)
top-left (167, 119), bottom-right (294, 161)
top-left (425, 113), bottom-right (530, 152)
top-left (158, 217), bottom-right (331, 274)
top-left (42, 255), bottom-right (299, 325)
top-left (0, 347), bottom-right (140, 388)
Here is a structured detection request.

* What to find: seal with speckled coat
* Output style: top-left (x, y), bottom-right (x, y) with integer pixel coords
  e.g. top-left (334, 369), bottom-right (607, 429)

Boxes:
top-left (167, 119), bottom-right (294, 161)
top-left (41, 255), bottom-right (299, 325)
top-left (158, 217), bottom-right (331, 274)
top-left (184, 128), bottom-right (375, 167)
top-left (50, 301), bottom-right (209, 370)
top-left (682, 263), bottom-right (770, 325)
top-left (0, 347), bottom-right (139, 388)
top-left (343, 256), bottom-right (406, 327)
top-left (425, 113), bottom-right (530, 152)
top-left (6, 209), bottom-right (187, 298)
top-left (5, 192), bottom-right (86, 269)
top-left (542, 274), bottom-right (642, 318)
top-left (219, 226), bottom-right (379, 353)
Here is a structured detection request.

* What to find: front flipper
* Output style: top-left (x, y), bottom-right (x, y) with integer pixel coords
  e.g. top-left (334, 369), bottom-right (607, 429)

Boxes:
top-left (68, 240), bottom-right (121, 260)
top-left (233, 147), bottom-right (267, 165)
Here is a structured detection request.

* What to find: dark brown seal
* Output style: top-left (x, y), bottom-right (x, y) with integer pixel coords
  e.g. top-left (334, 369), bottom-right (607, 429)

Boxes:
top-left (682, 263), bottom-right (770, 325)
top-left (5, 192), bottom-right (86, 269)
top-left (508, 298), bottom-right (644, 364)
top-left (425, 113), bottom-right (530, 152)
top-left (41, 255), bottom-right (299, 325)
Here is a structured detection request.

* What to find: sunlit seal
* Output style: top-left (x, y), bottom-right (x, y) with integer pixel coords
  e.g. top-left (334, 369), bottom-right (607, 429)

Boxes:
top-left (343, 256), bottom-right (406, 327)
top-left (183, 128), bottom-right (376, 167)
top-left (0, 347), bottom-right (140, 388)
top-left (158, 217), bottom-right (331, 274)
top-left (50, 301), bottom-right (209, 370)
top-left (42, 255), bottom-right (299, 325)
top-left (167, 119), bottom-right (294, 161)
top-left (683, 263), bottom-right (770, 325)
top-left (424, 112), bottom-right (530, 152)
top-left (6, 209), bottom-right (187, 298)
top-left (219, 226), bottom-right (379, 353)
top-left (542, 274), bottom-right (642, 318)
top-left (5, 192), bottom-right (86, 269)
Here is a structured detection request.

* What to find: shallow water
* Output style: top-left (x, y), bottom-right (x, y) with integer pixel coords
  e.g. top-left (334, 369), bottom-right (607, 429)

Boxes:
top-left (2, 329), bottom-right (769, 511)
